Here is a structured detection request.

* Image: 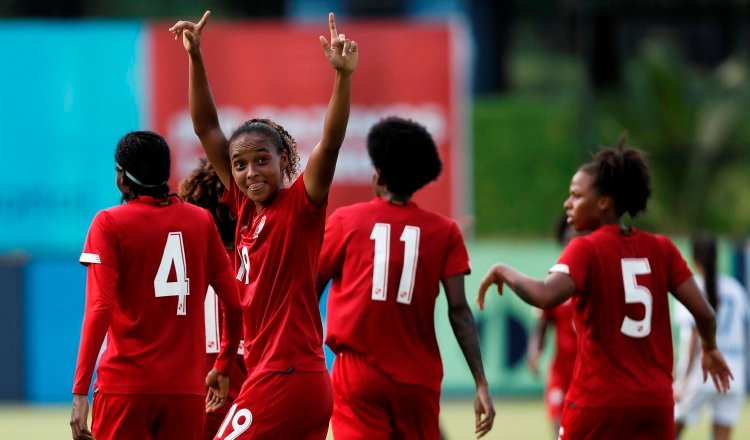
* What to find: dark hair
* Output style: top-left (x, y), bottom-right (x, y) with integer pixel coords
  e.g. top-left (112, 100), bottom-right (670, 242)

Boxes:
top-left (367, 116), bottom-right (442, 197)
top-left (228, 118), bottom-right (300, 183)
top-left (115, 130), bottom-right (171, 200)
top-left (579, 132), bottom-right (651, 218)
top-left (554, 212), bottom-right (571, 246)
top-left (691, 231), bottom-right (719, 310)
top-left (178, 158), bottom-right (237, 248)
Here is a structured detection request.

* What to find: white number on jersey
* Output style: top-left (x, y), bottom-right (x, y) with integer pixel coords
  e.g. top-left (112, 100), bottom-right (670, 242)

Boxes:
top-left (236, 246), bottom-right (250, 285)
top-left (369, 223), bottom-right (420, 304)
top-left (620, 258), bottom-right (653, 338)
top-left (205, 286), bottom-right (245, 355)
top-left (153, 232), bottom-right (190, 315)
top-left (217, 403), bottom-right (253, 440)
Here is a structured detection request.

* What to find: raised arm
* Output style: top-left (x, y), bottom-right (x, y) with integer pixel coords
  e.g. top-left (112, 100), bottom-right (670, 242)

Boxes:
top-left (477, 263), bottom-right (576, 311)
top-left (672, 277), bottom-right (733, 392)
top-left (443, 274), bottom-right (495, 438)
top-left (170, 11), bottom-right (231, 187)
top-left (303, 13), bottom-right (358, 205)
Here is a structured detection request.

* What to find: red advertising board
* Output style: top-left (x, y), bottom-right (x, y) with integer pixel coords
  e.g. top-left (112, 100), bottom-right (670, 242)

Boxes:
top-left (148, 19), bottom-right (469, 220)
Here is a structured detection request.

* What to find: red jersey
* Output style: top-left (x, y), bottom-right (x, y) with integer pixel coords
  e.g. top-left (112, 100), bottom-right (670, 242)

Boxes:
top-left (73, 196), bottom-right (242, 396)
top-left (223, 173), bottom-right (327, 377)
top-left (542, 299), bottom-right (577, 379)
top-left (551, 224), bottom-right (692, 407)
top-left (319, 198), bottom-right (470, 392)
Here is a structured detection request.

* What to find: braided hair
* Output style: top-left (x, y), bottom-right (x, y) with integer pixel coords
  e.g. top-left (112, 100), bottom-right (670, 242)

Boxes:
top-left (691, 231), bottom-right (719, 310)
top-left (228, 118), bottom-right (300, 183)
top-left (579, 132), bottom-right (652, 218)
top-left (367, 116), bottom-right (442, 197)
top-left (178, 158), bottom-right (237, 249)
top-left (115, 130), bottom-right (171, 201)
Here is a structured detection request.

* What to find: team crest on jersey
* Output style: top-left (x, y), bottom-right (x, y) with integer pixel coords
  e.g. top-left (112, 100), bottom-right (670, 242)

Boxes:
top-left (253, 215), bottom-right (266, 239)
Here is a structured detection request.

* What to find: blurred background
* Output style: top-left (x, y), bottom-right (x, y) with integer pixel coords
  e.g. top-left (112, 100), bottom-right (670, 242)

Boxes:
top-left (1, 0), bottom-right (749, 438)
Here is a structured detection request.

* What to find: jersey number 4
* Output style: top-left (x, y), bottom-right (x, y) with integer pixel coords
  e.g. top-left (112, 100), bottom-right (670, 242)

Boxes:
top-left (154, 232), bottom-right (190, 315)
top-left (370, 223), bottom-right (420, 304)
top-left (620, 258), bottom-right (652, 338)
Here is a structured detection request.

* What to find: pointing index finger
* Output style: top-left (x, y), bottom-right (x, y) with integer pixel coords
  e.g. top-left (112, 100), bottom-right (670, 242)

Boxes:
top-left (328, 12), bottom-right (338, 41)
top-left (196, 10), bottom-right (211, 31)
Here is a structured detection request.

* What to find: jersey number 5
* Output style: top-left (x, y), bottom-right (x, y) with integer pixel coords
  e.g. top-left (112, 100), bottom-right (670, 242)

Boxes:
top-left (154, 232), bottom-right (190, 315)
top-left (620, 258), bottom-right (652, 338)
top-left (370, 223), bottom-right (420, 304)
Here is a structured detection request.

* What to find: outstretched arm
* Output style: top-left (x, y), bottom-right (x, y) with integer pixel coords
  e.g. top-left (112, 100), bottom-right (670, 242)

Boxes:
top-left (170, 11), bottom-right (231, 187)
top-left (303, 13), bottom-right (358, 205)
top-left (672, 277), bottom-right (733, 393)
top-left (443, 274), bottom-right (495, 438)
top-left (477, 263), bottom-right (575, 311)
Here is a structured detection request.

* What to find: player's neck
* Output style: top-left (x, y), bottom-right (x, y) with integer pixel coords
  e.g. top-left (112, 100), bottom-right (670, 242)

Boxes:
top-left (382, 192), bottom-right (410, 205)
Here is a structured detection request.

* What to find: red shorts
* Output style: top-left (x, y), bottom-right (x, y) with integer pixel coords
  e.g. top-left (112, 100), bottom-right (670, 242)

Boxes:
top-left (545, 369), bottom-right (572, 421)
top-left (204, 355), bottom-right (248, 440)
top-left (212, 369), bottom-right (332, 440)
top-left (331, 351), bottom-right (440, 440)
top-left (559, 405), bottom-right (674, 440)
top-left (92, 393), bottom-right (204, 440)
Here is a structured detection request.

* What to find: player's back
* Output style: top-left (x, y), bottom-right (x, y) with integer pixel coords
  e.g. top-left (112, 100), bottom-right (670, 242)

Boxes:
top-left (88, 196), bottom-right (230, 395)
top-left (559, 225), bottom-right (692, 407)
top-left (322, 198), bottom-right (469, 392)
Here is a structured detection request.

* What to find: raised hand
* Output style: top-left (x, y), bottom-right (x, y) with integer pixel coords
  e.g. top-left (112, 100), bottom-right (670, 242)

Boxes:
top-left (319, 12), bottom-right (358, 73)
top-left (169, 10), bottom-right (211, 56)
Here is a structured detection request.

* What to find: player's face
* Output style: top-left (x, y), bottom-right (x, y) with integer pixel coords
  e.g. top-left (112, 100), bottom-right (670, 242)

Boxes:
top-left (564, 170), bottom-right (604, 232)
top-left (230, 132), bottom-right (288, 210)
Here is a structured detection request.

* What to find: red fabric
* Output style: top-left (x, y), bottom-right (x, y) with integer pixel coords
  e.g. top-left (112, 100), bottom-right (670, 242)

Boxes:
top-left (73, 196), bottom-right (241, 396)
top-left (559, 405), bottom-right (674, 440)
top-left (212, 370), bottom-right (332, 440)
top-left (541, 299), bottom-right (576, 420)
top-left (331, 351), bottom-right (440, 440)
top-left (223, 174), bottom-right (327, 377)
top-left (204, 354), bottom-right (248, 440)
top-left (92, 393), bottom-right (204, 440)
top-left (319, 198), bottom-right (470, 392)
top-left (556, 225), bottom-right (692, 408)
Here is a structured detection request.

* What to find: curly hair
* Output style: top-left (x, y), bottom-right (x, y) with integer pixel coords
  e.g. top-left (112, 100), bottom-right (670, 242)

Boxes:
top-left (579, 132), bottom-right (651, 218)
top-left (178, 158), bottom-right (237, 248)
top-left (228, 118), bottom-right (300, 183)
top-left (367, 116), bottom-right (442, 197)
top-left (115, 130), bottom-right (171, 201)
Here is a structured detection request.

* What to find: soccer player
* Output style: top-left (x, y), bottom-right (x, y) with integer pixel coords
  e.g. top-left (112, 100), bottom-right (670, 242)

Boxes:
top-left (171, 10), bottom-right (357, 439)
top-left (318, 117), bottom-right (495, 439)
top-left (674, 232), bottom-right (748, 440)
top-left (477, 134), bottom-right (733, 439)
top-left (179, 158), bottom-right (248, 440)
top-left (526, 215), bottom-right (578, 438)
top-left (69, 131), bottom-right (242, 440)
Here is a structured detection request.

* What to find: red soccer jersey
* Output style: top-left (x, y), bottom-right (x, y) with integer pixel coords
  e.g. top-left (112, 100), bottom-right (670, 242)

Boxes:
top-left (551, 224), bottom-right (692, 407)
top-left (223, 173), bottom-right (327, 377)
top-left (542, 299), bottom-right (577, 380)
top-left (319, 198), bottom-right (470, 392)
top-left (72, 196), bottom-right (241, 396)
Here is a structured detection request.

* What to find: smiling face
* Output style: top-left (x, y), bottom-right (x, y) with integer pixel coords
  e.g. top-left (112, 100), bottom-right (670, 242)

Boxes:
top-left (230, 131), bottom-right (288, 211)
top-left (563, 170), bottom-right (612, 232)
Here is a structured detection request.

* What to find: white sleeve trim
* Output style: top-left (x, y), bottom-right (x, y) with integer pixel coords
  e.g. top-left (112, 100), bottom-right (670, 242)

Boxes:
top-left (79, 252), bottom-right (101, 264)
top-left (549, 263), bottom-right (570, 274)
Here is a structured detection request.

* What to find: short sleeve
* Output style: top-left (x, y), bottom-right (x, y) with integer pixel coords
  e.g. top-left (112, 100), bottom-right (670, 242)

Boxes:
top-left (441, 222), bottom-right (470, 278)
top-left (79, 211), bottom-right (119, 269)
top-left (318, 211), bottom-right (346, 279)
top-left (551, 236), bottom-right (591, 292)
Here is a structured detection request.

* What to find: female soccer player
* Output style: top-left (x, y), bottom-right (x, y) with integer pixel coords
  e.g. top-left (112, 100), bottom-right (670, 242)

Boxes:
top-left (674, 232), bottom-right (748, 440)
top-left (171, 10), bottom-right (357, 439)
top-left (318, 117), bottom-right (495, 439)
top-left (70, 131), bottom-right (242, 440)
top-left (179, 159), bottom-right (248, 440)
top-left (477, 135), bottom-right (733, 439)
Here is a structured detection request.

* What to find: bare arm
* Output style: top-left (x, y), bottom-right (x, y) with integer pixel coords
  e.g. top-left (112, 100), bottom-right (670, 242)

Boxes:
top-left (170, 11), bottom-right (231, 187)
top-left (303, 13), bottom-right (358, 205)
top-left (672, 277), bottom-right (733, 392)
top-left (477, 263), bottom-right (576, 311)
top-left (526, 313), bottom-right (550, 376)
top-left (443, 274), bottom-right (495, 438)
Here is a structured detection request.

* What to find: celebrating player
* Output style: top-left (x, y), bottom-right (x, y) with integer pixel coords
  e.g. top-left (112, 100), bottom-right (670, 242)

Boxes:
top-left (477, 134), bottom-right (733, 439)
top-left (171, 10), bottom-right (357, 439)
top-left (318, 117), bottom-right (495, 439)
top-left (70, 131), bottom-right (242, 440)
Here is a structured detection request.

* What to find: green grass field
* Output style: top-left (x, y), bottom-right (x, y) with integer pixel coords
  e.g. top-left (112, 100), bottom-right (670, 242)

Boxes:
top-left (3, 398), bottom-right (748, 439)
